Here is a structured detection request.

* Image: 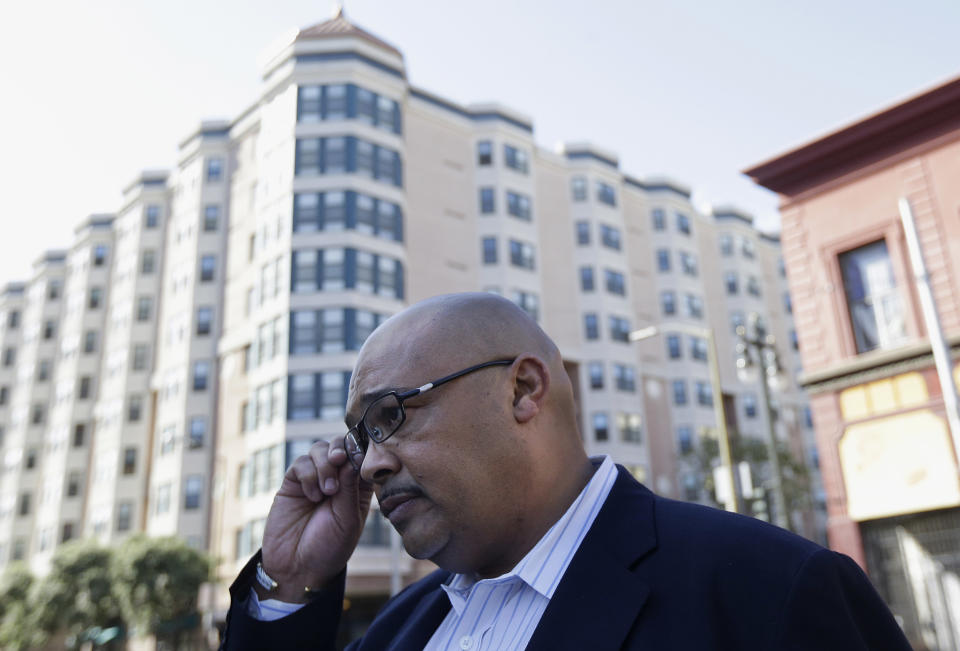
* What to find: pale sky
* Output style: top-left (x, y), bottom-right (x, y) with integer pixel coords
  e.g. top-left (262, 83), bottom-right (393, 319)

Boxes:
top-left (1, 0), bottom-right (958, 285)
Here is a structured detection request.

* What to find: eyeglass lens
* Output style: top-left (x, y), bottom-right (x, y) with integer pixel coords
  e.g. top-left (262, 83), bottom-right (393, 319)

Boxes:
top-left (345, 393), bottom-right (405, 470)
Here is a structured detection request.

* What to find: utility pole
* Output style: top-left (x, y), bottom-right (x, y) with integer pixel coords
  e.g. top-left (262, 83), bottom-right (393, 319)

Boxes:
top-left (736, 315), bottom-right (790, 530)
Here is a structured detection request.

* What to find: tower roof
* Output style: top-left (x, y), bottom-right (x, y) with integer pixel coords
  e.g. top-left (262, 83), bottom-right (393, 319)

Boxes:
top-left (296, 6), bottom-right (402, 58)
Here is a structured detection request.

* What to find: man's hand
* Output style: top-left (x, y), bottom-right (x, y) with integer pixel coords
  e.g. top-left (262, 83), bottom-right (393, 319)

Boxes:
top-left (258, 439), bottom-right (373, 602)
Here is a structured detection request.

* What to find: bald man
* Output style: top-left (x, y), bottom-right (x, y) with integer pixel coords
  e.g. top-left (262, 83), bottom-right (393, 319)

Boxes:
top-left (220, 293), bottom-right (911, 650)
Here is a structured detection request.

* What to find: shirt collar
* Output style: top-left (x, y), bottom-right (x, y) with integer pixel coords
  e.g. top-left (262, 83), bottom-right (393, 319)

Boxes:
top-left (441, 455), bottom-right (617, 611)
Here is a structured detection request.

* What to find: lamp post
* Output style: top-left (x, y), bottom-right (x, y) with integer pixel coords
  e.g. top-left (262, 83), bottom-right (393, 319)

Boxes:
top-left (630, 324), bottom-right (740, 514)
top-left (735, 313), bottom-right (789, 530)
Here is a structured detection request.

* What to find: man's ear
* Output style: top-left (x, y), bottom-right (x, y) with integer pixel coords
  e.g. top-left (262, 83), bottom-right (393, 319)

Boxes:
top-left (512, 356), bottom-right (550, 423)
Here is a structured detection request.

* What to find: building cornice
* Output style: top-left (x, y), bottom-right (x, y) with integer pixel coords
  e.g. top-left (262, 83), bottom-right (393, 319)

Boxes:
top-left (744, 74), bottom-right (960, 196)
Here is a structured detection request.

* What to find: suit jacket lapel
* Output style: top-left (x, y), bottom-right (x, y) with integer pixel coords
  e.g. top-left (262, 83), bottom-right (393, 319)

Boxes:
top-left (385, 580), bottom-right (452, 651)
top-left (526, 467), bottom-right (658, 651)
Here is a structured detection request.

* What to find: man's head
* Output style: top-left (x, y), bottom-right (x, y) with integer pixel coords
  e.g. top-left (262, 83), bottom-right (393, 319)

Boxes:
top-left (344, 292), bottom-right (590, 577)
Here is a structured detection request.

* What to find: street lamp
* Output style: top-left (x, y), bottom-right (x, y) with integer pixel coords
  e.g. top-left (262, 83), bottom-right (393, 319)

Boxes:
top-left (630, 324), bottom-right (740, 514)
top-left (735, 313), bottom-right (790, 530)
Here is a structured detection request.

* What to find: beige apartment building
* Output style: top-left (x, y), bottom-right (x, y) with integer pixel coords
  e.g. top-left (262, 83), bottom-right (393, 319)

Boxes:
top-left (0, 8), bottom-right (815, 633)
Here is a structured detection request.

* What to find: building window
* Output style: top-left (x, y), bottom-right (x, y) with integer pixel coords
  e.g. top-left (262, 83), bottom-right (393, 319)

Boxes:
top-left (685, 294), bottom-right (703, 319)
top-left (604, 269), bottom-right (625, 296)
top-left (676, 213), bottom-right (691, 235)
top-left (122, 447), bottom-right (137, 475)
top-left (479, 187), bottom-right (496, 214)
top-left (652, 208), bottom-right (666, 231)
top-left (78, 376), bottom-right (92, 400)
top-left (743, 393), bottom-right (758, 418)
top-left (839, 240), bottom-right (907, 353)
top-left (725, 271), bottom-right (739, 295)
top-left (0, 386), bottom-right (7, 406)
top-left (656, 249), bottom-right (671, 272)
top-left (204, 205), bottom-right (220, 231)
top-left (47, 280), bottom-right (62, 299)
top-left (720, 234), bottom-right (734, 256)
top-left (803, 406), bottom-right (814, 429)
top-left (672, 380), bottom-right (688, 405)
top-left (31, 402), bottom-right (45, 423)
top-left (790, 329), bottom-right (800, 351)
top-left (2, 348), bottom-right (14, 367)
top-left (746, 276), bottom-right (761, 297)
top-left (504, 144), bottom-right (529, 173)
top-left (37, 359), bottom-right (51, 381)
top-left (145, 205), bottom-right (160, 228)
top-left (579, 266), bottom-right (595, 292)
top-left (156, 483), bottom-right (171, 515)
top-left (584, 313), bottom-right (599, 340)
top-left (477, 140), bottom-right (493, 166)
top-left (689, 336), bottom-right (708, 361)
top-left (136, 296), bottom-right (152, 321)
top-left (592, 412), bottom-right (609, 441)
top-left (677, 426), bottom-right (694, 454)
top-left (88, 287), bottom-right (102, 309)
top-left (185, 476), bottom-right (203, 509)
top-left (200, 255), bottom-right (216, 282)
top-left (506, 191), bottom-right (532, 220)
top-left (127, 395), bottom-right (142, 422)
top-left (696, 381), bottom-right (714, 407)
top-left (600, 225), bottom-right (621, 250)
top-left (93, 244), bottom-right (108, 267)
top-left (509, 240), bottom-right (535, 270)
top-left (511, 291), bottom-right (539, 321)
top-left (666, 334), bottom-right (682, 359)
top-left (613, 364), bottom-right (636, 392)
top-left (189, 417), bottom-right (206, 449)
top-left (67, 471), bottom-right (82, 498)
top-left (730, 311), bottom-right (745, 334)
top-left (132, 344), bottom-right (149, 371)
top-left (295, 137), bottom-right (401, 186)
top-left (618, 413), bottom-right (642, 443)
top-left (741, 237), bottom-right (756, 259)
top-left (61, 522), bottom-right (75, 543)
top-left (73, 423), bottom-right (86, 447)
top-left (141, 249), bottom-right (156, 275)
top-left (784, 292), bottom-right (793, 315)
top-left (609, 316), bottom-right (630, 342)
top-left (18, 493), bottom-right (31, 517)
top-left (115, 502), bottom-right (132, 532)
top-left (596, 181), bottom-right (617, 207)
top-left (588, 362), bottom-right (604, 389)
top-left (661, 291), bottom-right (676, 315)
top-left (26, 449), bottom-right (36, 469)
top-left (206, 157), bottom-right (224, 182)
top-left (196, 307), bottom-right (213, 336)
top-left (571, 176), bottom-right (587, 201)
top-left (575, 221), bottom-right (590, 245)
top-left (193, 361), bottom-right (210, 391)
top-left (679, 252), bottom-right (698, 277)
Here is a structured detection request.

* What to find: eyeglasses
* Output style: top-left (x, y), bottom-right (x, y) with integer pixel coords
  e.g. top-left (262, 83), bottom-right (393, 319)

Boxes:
top-left (344, 358), bottom-right (516, 471)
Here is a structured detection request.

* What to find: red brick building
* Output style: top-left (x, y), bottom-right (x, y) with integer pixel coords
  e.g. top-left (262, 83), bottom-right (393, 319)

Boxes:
top-left (746, 76), bottom-right (960, 650)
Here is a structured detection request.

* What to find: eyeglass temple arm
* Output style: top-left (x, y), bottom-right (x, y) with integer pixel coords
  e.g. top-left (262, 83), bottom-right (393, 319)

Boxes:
top-left (409, 359), bottom-right (515, 397)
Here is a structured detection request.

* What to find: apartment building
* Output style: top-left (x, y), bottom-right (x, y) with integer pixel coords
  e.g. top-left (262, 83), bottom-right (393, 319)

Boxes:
top-left (0, 252), bottom-right (66, 565)
top-left (0, 9), bottom-right (815, 632)
top-left (746, 73), bottom-right (960, 649)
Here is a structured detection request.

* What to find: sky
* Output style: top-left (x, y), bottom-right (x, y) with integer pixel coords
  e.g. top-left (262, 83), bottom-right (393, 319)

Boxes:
top-left (1, 0), bottom-right (958, 285)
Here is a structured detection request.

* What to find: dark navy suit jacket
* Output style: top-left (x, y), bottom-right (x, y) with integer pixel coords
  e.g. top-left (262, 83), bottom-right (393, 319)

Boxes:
top-left (221, 466), bottom-right (912, 650)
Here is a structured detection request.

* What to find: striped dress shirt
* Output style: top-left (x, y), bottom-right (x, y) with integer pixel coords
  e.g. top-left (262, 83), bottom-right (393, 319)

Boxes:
top-left (249, 456), bottom-right (618, 651)
top-left (424, 455), bottom-right (617, 651)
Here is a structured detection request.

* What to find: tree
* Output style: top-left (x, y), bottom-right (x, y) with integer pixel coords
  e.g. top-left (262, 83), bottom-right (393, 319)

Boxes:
top-left (31, 540), bottom-right (126, 646)
top-left (693, 432), bottom-right (812, 525)
top-left (111, 535), bottom-right (211, 649)
top-left (0, 563), bottom-right (45, 651)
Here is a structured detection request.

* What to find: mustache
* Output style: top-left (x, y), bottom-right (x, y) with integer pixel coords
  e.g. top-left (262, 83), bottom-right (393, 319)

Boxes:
top-left (378, 483), bottom-right (425, 503)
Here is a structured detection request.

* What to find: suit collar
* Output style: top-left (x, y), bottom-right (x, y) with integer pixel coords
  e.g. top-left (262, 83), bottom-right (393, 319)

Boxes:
top-left (525, 466), bottom-right (657, 650)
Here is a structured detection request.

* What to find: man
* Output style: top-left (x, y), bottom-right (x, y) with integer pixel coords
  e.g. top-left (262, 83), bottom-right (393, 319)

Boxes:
top-left (221, 292), bottom-right (911, 650)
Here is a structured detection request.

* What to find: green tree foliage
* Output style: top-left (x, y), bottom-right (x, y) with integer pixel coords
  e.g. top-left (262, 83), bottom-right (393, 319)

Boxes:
top-left (111, 535), bottom-right (210, 645)
top-left (31, 540), bottom-right (125, 641)
top-left (0, 563), bottom-right (45, 651)
top-left (694, 432), bottom-right (812, 520)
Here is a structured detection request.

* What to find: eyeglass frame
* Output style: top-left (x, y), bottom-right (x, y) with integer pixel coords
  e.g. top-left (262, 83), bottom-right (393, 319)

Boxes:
top-left (344, 358), bottom-right (516, 471)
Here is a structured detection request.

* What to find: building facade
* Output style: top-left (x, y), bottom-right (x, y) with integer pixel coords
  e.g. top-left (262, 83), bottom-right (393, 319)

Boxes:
top-left (746, 74), bottom-right (960, 650)
top-left (0, 7), bottom-right (816, 633)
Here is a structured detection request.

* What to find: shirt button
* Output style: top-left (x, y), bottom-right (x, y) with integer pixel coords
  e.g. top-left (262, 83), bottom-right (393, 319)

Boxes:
top-left (459, 635), bottom-right (474, 650)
